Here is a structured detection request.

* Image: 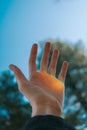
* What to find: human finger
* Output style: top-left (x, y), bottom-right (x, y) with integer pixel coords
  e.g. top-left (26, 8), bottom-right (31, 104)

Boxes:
top-left (58, 61), bottom-right (68, 83)
top-left (28, 44), bottom-right (38, 78)
top-left (48, 49), bottom-right (59, 76)
top-left (9, 64), bottom-right (28, 90)
top-left (40, 42), bottom-right (51, 72)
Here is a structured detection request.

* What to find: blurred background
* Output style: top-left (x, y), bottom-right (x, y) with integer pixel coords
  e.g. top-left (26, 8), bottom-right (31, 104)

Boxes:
top-left (0, 0), bottom-right (87, 129)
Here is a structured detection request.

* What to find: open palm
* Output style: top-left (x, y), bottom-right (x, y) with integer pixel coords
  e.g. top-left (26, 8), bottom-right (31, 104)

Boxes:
top-left (9, 42), bottom-right (68, 114)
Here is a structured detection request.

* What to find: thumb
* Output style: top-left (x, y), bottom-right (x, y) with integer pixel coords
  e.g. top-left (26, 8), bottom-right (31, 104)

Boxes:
top-left (9, 64), bottom-right (28, 90)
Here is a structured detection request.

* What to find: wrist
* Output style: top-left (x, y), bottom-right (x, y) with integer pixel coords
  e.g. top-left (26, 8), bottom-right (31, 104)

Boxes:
top-left (31, 100), bottom-right (62, 117)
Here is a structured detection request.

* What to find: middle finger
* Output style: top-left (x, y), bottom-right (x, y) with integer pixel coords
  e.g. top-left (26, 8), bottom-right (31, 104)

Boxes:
top-left (40, 42), bottom-right (51, 72)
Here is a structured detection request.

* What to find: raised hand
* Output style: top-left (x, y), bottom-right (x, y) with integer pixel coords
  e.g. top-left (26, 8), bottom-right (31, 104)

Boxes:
top-left (9, 42), bottom-right (68, 117)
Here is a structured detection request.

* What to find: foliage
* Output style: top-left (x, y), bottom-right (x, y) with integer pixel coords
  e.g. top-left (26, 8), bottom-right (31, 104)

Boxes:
top-left (0, 40), bottom-right (87, 130)
top-left (37, 40), bottom-right (87, 130)
top-left (0, 71), bottom-right (32, 130)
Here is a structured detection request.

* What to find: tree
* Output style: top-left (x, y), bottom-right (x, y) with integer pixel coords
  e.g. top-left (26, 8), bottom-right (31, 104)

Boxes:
top-left (0, 71), bottom-right (32, 130)
top-left (37, 40), bottom-right (87, 130)
top-left (0, 40), bottom-right (87, 129)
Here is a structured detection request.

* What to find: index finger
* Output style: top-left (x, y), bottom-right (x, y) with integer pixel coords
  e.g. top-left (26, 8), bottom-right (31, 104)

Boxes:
top-left (28, 44), bottom-right (38, 78)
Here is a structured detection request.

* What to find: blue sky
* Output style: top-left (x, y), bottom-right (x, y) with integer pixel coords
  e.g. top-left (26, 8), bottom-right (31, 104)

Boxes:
top-left (0, 0), bottom-right (87, 78)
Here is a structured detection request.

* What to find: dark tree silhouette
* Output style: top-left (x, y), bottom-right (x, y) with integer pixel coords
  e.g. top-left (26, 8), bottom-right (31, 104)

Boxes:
top-left (37, 40), bottom-right (87, 130)
top-left (0, 40), bottom-right (87, 130)
top-left (0, 71), bottom-right (32, 130)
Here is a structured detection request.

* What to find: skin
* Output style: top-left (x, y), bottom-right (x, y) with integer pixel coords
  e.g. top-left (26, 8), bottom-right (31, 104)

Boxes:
top-left (9, 42), bottom-right (68, 117)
